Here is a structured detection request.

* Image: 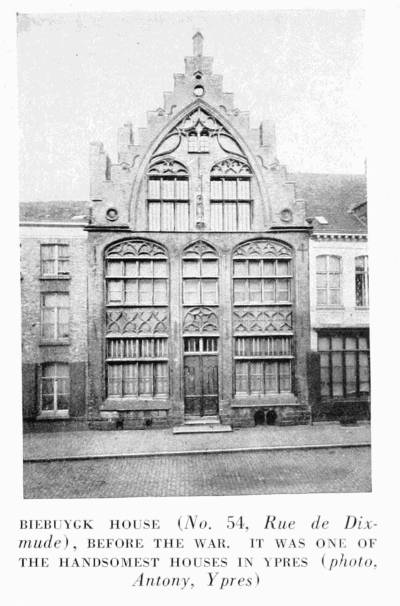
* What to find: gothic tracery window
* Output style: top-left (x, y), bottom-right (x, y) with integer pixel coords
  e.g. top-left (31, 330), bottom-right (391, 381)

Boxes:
top-left (105, 239), bottom-right (169, 399)
top-left (232, 240), bottom-right (294, 396)
top-left (182, 241), bottom-right (219, 306)
top-left (147, 159), bottom-right (189, 231)
top-left (210, 159), bottom-right (252, 231)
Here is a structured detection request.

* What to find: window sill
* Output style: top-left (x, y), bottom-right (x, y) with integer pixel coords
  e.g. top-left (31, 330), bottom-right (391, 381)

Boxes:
top-left (233, 302), bottom-right (292, 307)
top-left (39, 339), bottom-right (70, 346)
top-left (316, 305), bottom-right (344, 310)
top-left (40, 275), bottom-right (70, 280)
top-left (36, 412), bottom-right (70, 420)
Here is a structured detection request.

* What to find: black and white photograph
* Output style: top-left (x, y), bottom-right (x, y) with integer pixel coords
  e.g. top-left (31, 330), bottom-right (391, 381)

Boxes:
top-left (17, 9), bottom-right (372, 499)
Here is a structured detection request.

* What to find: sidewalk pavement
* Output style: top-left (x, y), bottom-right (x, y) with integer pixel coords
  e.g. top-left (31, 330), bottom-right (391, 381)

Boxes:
top-left (23, 422), bottom-right (371, 462)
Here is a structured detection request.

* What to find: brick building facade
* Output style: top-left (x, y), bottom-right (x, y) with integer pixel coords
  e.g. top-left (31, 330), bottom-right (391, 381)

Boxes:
top-left (20, 34), bottom-right (369, 431)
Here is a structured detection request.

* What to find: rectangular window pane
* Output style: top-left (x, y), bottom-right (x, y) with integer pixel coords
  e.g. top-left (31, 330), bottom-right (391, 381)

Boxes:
top-left (153, 260), bottom-right (168, 277)
top-left (154, 362), bottom-right (168, 396)
top-left (41, 245), bottom-right (55, 261)
top-left (317, 288), bottom-right (327, 305)
top-left (329, 256), bottom-right (341, 272)
top-left (201, 279), bottom-right (218, 305)
top-left (210, 179), bottom-right (223, 199)
top-left (248, 260), bottom-right (261, 276)
top-left (233, 260), bottom-right (247, 277)
top-left (279, 361), bottom-right (291, 392)
top-left (277, 279), bottom-right (290, 302)
top-left (175, 202), bottom-right (189, 230)
top-left (345, 352), bottom-right (357, 396)
top-left (264, 361), bottom-right (278, 393)
top-left (123, 364), bottom-right (138, 396)
top-left (331, 352), bottom-right (344, 396)
top-left (201, 259), bottom-right (218, 277)
top-left (277, 260), bottom-right (290, 276)
top-left (210, 203), bottom-right (223, 230)
top-left (42, 260), bottom-right (55, 275)
top-left (58, 308), bottom-right (69, 338)
top-left (235, 361), bottom-right (248, 394)
top-left (316, 256), bottom-right (327, 271)
top-left (345, 337), bottom-right (357, 350)
top-left (148, 179), bottom-right (160, 199)
top-left (224, 203), bottom-right (237, 230)
top-left (42, 308), bottom-right (55, 339)
top-left (139, 260), bottom-right (152, 276)
top-left (263, 260), bottom-right (276, 276)
top-left (358, 337), bottom-right (368, 350)
top-left (108, 364), bottom-right (122, 396)
top-left (183, 260), bottom-right (200, 277)
top-left (237, 179), bottom-right (250, 199)
top-left (161, 202), bottom-right (175, 230)
top-left (139, 363), bottom-right (153, 395)
top-left (262, 279), bottom-right (275, 303)
top-left (320, 352), bottom-right (330, 396)
top-left (162, 179), bottom-right (175, 200)
top-left (237, 203), bottom-right (250, 230)
top-left (153, 279), bottom-right (167, 305)
top-left (183, 279), bottom-right (200, 304)
top-left (329, 289), bottom-right (341, 305)
top-left (124, 280), bottom-right (138, 305)
top-left (138, 279), bottom-right (153, 304)
top-left (107, 260), bottom-right (123, 277)
top-left (318, 337), bottom-right (330, 351)
top-left (176, 179), bottom-right (188, 200)
top-left (108, 280), bottom-right (123, 303)
top-left (250, 361), bottom-right (263, 394)
top-left (233, 279), bottom-right (247, 303)
top-left (331, 337), bottom-right (343, 350)
top-left (224, 179), bottom-right (237, 200)
top-left (359, 353), bottom-right (370, 393)
top-left (148, 202), bottom-right (161, 230)
top-left (249, 279), bottom-right (262, 303)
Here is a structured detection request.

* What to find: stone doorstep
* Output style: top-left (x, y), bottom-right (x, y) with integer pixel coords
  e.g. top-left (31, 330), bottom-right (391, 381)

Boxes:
top-left (173, 424), bottom-right (233, 434)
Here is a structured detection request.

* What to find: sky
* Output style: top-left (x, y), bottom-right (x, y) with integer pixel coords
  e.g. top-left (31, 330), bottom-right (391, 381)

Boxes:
top-left (18, 10), bottom-right (365, 201)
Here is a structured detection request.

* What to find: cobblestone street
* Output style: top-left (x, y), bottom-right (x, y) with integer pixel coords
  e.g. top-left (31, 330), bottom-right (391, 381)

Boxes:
top-left (24, 446), bottom-right (371, 499)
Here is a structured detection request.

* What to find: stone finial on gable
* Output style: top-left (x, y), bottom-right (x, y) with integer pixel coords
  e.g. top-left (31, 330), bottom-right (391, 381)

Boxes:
top-left (193, 31), bottom-right (204, 56)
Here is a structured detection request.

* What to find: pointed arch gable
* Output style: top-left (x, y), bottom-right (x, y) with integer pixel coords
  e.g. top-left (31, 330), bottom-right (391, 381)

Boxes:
top-left (183, 239), bottom-right (218, 258)
top-left (129, 99), bottom-right (272, 225)
top-left (233, 238), bottom-right (293, 258)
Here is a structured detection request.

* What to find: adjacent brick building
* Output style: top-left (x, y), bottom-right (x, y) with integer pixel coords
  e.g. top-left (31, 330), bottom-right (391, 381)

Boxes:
top-left (20, 34), bottom-right (369, 431)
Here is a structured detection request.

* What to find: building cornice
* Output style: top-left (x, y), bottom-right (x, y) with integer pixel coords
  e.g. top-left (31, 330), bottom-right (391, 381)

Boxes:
top-left (20, 221), bottom-right (88, 228)
top-left (312, 232), bottom-right (367, 241)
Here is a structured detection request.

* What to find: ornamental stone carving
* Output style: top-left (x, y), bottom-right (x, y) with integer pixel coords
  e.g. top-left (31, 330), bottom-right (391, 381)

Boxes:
top-left (183, 307), bottom-right (219, 333)
top-left (233, 308), bottom-right (293, 333)
top-left (147, 158), bottom-right (188, 176)
top-left (106, 239), bottom-right (167, 259)
top-left (211, 158), bottom-right (251, 176)
top-left (234, 239), bottom-right (292, 258)
top-left (183, 240), bottom-right (217, 258)
top-left (106, 309), bottom-right (168, 335)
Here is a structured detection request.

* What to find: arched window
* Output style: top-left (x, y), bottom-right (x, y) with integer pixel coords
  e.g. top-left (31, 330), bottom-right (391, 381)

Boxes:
top-left (147, 158), bottom-right (189, 231)
top-left (316, 255), bottom-right (341, 306)
top-left (105, 239), bottom-right (169, 399)
top-left (182, 241), bottom-right (218, 306)
top-left (233, 240), bottom-right (293, 396)
top-left (210, 158), bottom-right (252, 231)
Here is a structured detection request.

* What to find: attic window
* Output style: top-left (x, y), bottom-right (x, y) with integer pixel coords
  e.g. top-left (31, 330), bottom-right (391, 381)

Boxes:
top-left (315, 216), bottom-right (328, 225)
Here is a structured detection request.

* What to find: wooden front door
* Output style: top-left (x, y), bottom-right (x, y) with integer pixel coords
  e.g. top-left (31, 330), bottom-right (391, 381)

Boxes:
top-left (183, 337), bottom-right (219, 416)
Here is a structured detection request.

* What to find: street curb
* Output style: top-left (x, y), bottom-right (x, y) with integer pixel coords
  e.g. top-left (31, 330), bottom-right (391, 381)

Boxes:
top-left (23, 441), bottom-right (371, 463)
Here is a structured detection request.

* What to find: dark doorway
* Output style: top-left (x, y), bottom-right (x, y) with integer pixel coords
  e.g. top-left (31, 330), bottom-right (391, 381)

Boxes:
top-left (254, 409), bottom-right (265, 425)
top-left (266, 409), bottom-right (277, 425)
